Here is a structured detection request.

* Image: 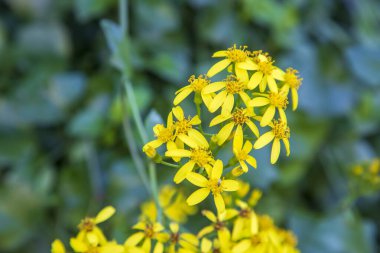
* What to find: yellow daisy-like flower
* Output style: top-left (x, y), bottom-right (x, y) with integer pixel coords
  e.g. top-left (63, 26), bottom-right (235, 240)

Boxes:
top-left (233, 126), bottom-right (257, 173)
top-left (76, 206), bottom-right (116, 246)
top-left (124, 221), bottom-right (168, 253)
top-left (173, 75), bottom-right (213, 108)
top-left (282, 68), bottom-right (303, 111)
top-left (207, 44), bottom-right (256, 81)
top-left (197, 210), bottom-right (238, 250)
top-left (250, 86), bottom-right (289, 127)
top-left (253, 119), bottom-right (290, 164)
top-left (203, 75), bottom-right (250, 115)
top-left (210, 107), bottom-right (259, 146)
top-left (70, 238), bottom-right (124, 253)
top-left (51, 239), bottom-right (65, 253)
top-left (232, 200), bottom-right (258, 241)
top-left (241, 52), bottom-right (285, 92)
top-left (167, 223), bottom-right (199, 253)
top-left (186, 160), bottom-right (240, 214)
top-left (165, 135), bottom-right (214, 184)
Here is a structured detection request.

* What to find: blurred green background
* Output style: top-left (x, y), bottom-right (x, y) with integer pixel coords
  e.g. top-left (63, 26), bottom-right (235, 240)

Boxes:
top-left (0, 0), bottom-right (380, 252)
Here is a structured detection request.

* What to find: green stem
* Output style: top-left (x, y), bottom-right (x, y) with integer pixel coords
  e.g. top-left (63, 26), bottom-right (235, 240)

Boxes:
top-left (159, 161), bottom-right (179, 168)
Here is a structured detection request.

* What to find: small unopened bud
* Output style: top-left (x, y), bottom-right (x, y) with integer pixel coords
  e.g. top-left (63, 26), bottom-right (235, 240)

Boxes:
top-left (232, 167), bottom-right (244, 177)
top-left (143, 145), bottom-right (157, 159)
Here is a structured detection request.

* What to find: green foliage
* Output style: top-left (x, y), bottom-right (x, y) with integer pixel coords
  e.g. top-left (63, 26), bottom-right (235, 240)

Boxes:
top-left (0, 0), bottom-right (379, 252)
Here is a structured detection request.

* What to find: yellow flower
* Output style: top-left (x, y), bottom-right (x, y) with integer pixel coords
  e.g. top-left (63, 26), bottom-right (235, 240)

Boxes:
top-left (207, 44), bottom-right (256, 81)
top-left (203, 75), bottom-right (250, 115)
top-left (232, 126), bottom-right (257, 173)
top-left (165, 138), bottom-right (214, 184)
top-left (250, 86), bottom-right (289, 127)
top-left (76, 206), bottom-right (116, 246)
top-left (241, 52), bottom-right (284, 92)
top-left (254, 119), bottom-right (290, 164)
top-left (159, 185), bottom-right (197, 223)
top-left (248, 189), bottom-right (262, 207)
top-left (173, 75), bottom-right (213, 107)
top-left (282, 68), bottom-right (302, 111)
top-left (70, 238), bottom-right (124, 253)
top-left (186, 160), bottom-right (240, 214)
top-left (210, 107), bottom-right (259, 147)
top-left (167, 223), bottom-right (199, 253)
top-left (51, 239), bottom-right (65, 253)
top-left (232, 201), bottom-right (258, 241)
top-left (124, 221), bottom-right (168, 253)
top-left (197, 210), bottom-right (238, 250)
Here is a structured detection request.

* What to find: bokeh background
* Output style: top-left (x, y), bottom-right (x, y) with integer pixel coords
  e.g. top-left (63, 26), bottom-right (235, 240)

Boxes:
top-left (0, 0), bottom-right (380, 252)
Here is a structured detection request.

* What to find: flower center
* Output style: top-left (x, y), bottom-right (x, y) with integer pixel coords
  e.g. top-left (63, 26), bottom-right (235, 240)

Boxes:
top-left (258, 58), bottom-right (275, 76)
top-left (239, 208), bottom-right (251, 218)
top-left (144, 224), bottom-right (155, 238)
top-left (232, 108), bottom-right (249, 125)
top-left (284, 68), bottom-right (302, 89)
top-left (207, 178), bottom-right (223, 195)
top-left (189, 75), bottom-right (210, 93)
top-left (170, 232), bottom-right (180, 244)
top-left (175, 117), bottom-right (192, 135)
top-left (225, 75), bottom-right (245, 94)
top-left (78, 217), bottom-right (95, 232)
top-left (156, 125), bottom-right (174, 142)
top-left (269, 92), bottom-right (288, 109)
top-left (272, 120), bottom-right (290, 139)
top-left (236, 150), bottom-right (248, 161)
top-left (190, 148), bottom-right (213, 167)
top-left (251, 235), bottom-right (261, 246)
top-left (213, 220), bottom-right (225, 231)
top-left (226, 44), bottom-right (249, 62)
top-left (87, 247), bottom-right (99, 253)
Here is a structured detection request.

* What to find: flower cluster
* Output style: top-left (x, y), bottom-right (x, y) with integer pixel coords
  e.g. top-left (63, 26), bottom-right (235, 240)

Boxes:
top-left (52, 186), bottom-right (300, 253)
top-left (143, 45), bottom-right (302, 214)
top-left (350, 158), bottom-right (380, 195)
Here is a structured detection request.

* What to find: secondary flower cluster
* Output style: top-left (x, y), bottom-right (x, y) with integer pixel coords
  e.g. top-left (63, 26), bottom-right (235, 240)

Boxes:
top-left (351, 158), bottom-right (380, 195)
top-left (51, 185), bottom-right (300, 253)
top-left (143, 45), bottom-right (302, 215)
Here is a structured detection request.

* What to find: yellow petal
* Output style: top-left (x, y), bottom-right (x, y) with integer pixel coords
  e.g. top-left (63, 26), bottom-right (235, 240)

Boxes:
top-left (165, 149), bottom-right (191, 158)
top-left (178, 134), bottom-right (198, 149)
top-left (239, 161), bottom-right (249, 172)
top-left (142, 238), bottom-right (151, 253)
top-left (211, 160), bottom-right (223, 179)
top-left (214, 194), bottom-right (225, 214)
top-left (87, 231), bottom-right (99, 245)
top-left (167, 141), bottom-right (180, 162)
top-left (51, 239), bottom-right (65, 253)
top-left (186, 172), bottom-right (208, 187)
top-left (186, 188), bottom-right (210, 205)
top-left (272, 68), bottom-right (285, 80)
top-left (153, 242), bottom-right (164, 253)
top-left (239, 92), bottom-right (251, 107)
top-left (283, 138), bottom-right (290, 156)
top-left (254, 131), bottom-right (275, 149)
top-left (232, 239), bottom-right (251, 253)
top-left (101, 243), bottom-right (124, 253)
top-left (233, 125), bottom-right (243, 153)
top-left (250, 211), bottom-right (259, 234)
top-left (216, 122), bottom-right (234, 145)
top-left (169, 222), bottom-right (179, 233)
top-left (242, 140), bottom-right (252, 153)
top-left (236, 59), bottom-right (258, 70)
top-left (190, 115), bottom-right (201, 125)
top-left (202, 82), bottom-right (226, 94)
top-left (235, 65), bottom-right (249, 82)
top-left (212, 50), bottom-right (228, 58)
top-left (95, 206), bottom-right (115, 224)
top-left (232, 218), bottom-right (244, 241)
top-left (188, 129), bottom-right (209, 148)
top-left (259, 75), bottom-right (267, 92)
top-left (267, 76), bottom-right (278, 93)
top-left (247, 71), bottom-right (263, 90)
top-left (172, 106), bottom-right (184, 120)
top-left (260, 105), bottom-right (275, 127)
top-left (246, 156), bottom-right (257, 168)
top-left (279, 108), bottom-right (287, 124)
top-left (70, 238), bottom-right (88, 252)
top-left (221, 180), bottom-right (239, 191)
top-left (207, 59), bottom-right (231, 77)
top-left (174, 161), bottom-right (196, 184)
top-left (209, 90), bottom-right (227, 113)
top-left (173, 87), bottom-right (193, 105)
top-left (202, 210), bottom-right (217, 222)
top-left (292, 88), bottom-right (298, 111)
top-left (198, 226), bottom-right (215, 238)
top-left (221, 94), bottom-right (234, 115)
top-left (210, 114), bottom-right (231, 127)
top-left (246, 120), bottom-right (259, 138)
top-left (250, 97), bottom-right (270, 107)
top-left (271, 138), bottom-right (281, 164)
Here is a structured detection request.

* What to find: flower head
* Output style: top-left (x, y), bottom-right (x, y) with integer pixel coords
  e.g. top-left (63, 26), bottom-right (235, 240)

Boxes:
top-left (174, 75), bottom-right (213, 107)
top-left (283, 68), bottom-right (302, 111)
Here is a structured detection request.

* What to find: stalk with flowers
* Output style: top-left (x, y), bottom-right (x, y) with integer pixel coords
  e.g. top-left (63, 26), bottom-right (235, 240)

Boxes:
top-left (51, 0), bottom-right (303, 252)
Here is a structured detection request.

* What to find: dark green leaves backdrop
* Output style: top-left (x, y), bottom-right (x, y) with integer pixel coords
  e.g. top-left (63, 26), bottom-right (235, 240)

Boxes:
top-left (0, 0), bottom-right (379, 252)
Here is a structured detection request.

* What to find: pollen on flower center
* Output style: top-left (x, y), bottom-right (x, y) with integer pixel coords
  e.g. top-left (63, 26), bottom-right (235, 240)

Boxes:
top-left (272, 120), bottom-right (290, 139)
top-left (258, 58), bottom-right (275, 75)
top-left (78, 217), bottom-right (95, 232)
top-left (239, 208), bottom-right (251, 218)
top-left (232, 108), bottom-right (249, 125)
top-left (170, 232), bottom-right (180, 244)
top-left (224, 75), bottom-right (245, 95)
top-left (175, 117), bottom-right (192, 135)
top-left (284, 68), bottom-right (302, 89)
top-left (213, 220), bottom-right (225, 231)
top-left (226, 44), bottom-right (249, 62)
top-left (269, 92), bottom-right (288, 109)
top-left (144, 224), bottom-right (155, 238)
top-left (251, 235), bottom-right (261, 246)
top-left (190, 148), bottom-right (213, 167)
top-left (207, 178), bottom-right (223, 195)
top-left (156, 125), bottom-right (174, 142)
top-left (189, 75), bottom-right (210, 93)
top-left (236, 150), bottom-right (248, 161)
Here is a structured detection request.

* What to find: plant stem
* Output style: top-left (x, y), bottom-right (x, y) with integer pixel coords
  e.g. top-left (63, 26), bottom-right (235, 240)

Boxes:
top-left (159, 161), bottom-right (179, 168)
